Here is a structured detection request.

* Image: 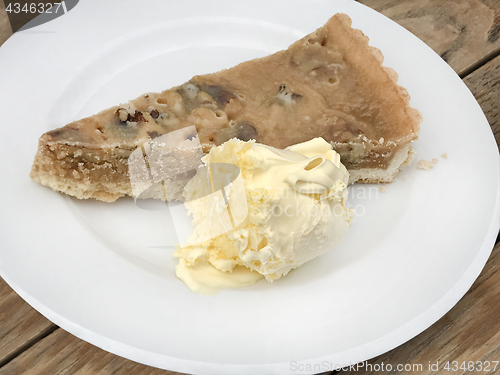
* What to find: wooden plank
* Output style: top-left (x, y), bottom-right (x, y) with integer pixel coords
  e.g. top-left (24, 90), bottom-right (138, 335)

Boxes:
top-left (357, 0), bottom-right (500, 76)
top-left (464, 54), bottom-right (500, 147)
top-left (0, 0), bottom-right (13, 47)
top-left (337, 242), bottom-right (500, 375)
top-left (0, 278), bottom-right (57, 368)
top-left (0, 328), bottom-right (189, 375)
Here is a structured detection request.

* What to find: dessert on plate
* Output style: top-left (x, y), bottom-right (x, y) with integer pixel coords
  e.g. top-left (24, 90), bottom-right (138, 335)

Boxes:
top-left (30, 13), bottom-right (421, 202)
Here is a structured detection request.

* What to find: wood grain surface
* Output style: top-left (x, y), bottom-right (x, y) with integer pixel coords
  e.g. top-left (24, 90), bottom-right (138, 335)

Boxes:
top-left (358, 0), bottom-right (500, 76)
top-left (0, 328), bottom-right (185, 375)
top-left (0, 1), bottom-right (499, 374)
top-left (0, 280), bottom-right (56, 368)
top-left (0, 0), bottom-right (12, 46)
top-left (464, 54), bottom-right (500, 146)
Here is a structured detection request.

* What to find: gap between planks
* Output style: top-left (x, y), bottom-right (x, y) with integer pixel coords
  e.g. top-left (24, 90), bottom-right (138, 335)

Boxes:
top-left (460, 47), bottom-right (500, 78)
top-left (0, 326), bottom-right (58, 368)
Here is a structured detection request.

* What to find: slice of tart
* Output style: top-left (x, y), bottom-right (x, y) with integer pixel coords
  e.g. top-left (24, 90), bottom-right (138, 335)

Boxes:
top-left (30, 13), bottom-right (421, 202)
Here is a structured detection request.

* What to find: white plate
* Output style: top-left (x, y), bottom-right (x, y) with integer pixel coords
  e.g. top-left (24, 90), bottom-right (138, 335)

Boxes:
top-left (0, 0), bottom-right (499, 374)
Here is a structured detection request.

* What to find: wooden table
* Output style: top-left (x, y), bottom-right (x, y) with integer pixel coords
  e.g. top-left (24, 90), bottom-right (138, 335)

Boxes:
top-left (1, 1), bottom-right (499, 374)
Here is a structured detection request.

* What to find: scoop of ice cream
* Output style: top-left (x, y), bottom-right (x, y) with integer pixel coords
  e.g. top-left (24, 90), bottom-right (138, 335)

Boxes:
top-left (174, 137), bottom-right (353, 294)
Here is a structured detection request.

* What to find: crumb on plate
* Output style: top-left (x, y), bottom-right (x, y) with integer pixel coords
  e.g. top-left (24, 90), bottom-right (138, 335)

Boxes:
top-left (417, 159), bottom-right (434, 170)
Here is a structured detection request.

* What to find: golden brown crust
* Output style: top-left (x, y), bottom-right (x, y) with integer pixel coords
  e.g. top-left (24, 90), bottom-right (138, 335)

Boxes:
top-left (30, 140), bottom-right (133, 201)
